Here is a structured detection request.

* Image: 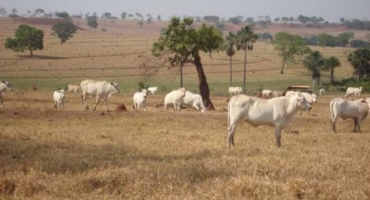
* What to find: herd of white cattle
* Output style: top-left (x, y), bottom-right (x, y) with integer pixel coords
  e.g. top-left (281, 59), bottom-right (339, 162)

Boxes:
top-left (0, 80), bottom-right (368, 147)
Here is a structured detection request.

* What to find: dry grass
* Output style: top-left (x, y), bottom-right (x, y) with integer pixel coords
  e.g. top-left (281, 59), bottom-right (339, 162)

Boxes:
top-left (0, 17), bottom-right (370, 199)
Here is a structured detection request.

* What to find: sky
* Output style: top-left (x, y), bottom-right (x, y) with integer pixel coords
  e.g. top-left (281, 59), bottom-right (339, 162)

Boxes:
top-left (0, 0), bottom-right (369, 22)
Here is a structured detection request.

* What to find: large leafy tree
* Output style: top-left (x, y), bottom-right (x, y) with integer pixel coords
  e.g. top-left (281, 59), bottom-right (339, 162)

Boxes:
top-left (273, 32), bottom-right (310, 74)
top-left (4, 24), bottom-right (44, 57)
top-left (152, 17), bottom-right (224, 110)
top-left (236, 26), bottom-right (258, 94)
top-left (87, 16), bottom-right (98, 28)
top-left (323, 56), bottom-right (341, 85)
top-left (347, 49), bottom-right (370, 79)
top-left (52, 22), bottom-right (77, 44)
top-left (224, 32), bottom-right (237, 87)
top-left (302, 50), bottom-right (324, 90)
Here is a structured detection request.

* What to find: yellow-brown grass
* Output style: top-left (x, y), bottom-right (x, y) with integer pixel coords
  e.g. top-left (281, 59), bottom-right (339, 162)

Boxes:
top-left (1, 17), bottom-right (370, 199)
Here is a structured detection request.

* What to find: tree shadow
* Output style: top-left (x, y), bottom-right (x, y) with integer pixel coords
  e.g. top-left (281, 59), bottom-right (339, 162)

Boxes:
top-left (17, 55), bottom-right (67, 60)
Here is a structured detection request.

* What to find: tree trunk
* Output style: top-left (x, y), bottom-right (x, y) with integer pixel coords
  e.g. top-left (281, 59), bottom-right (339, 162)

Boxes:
top-left (330, 69), bottom-right (335, 85)
top-left (243, 42), bottom-right (247, 94)
top-left (30, 49), bottom-right (33, 57)
top-left (194, 55), bottom-right (215, 111)
top-left (280, 60), bottom-right (286, 74)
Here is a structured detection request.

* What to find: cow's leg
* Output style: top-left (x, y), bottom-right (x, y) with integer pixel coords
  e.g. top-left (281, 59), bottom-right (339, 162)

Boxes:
top-left (104, 98), bottom-right (109, 112)
top-left (227, 123), bottom-right (237, 147)
top-left (274, 126), bottom-right (282, 147)
top-left (0, 97), bottom-right (3, 109)
top-left (164, 102), bottom-right (167, 111)
top-left (81, 92), bottom-right (89, 110)
top-left (354, 118), bottom-right (361, 132)
top-left (53, 101), bottom-right (57, 109)
top-left (92, 96), bottom-right (100, 111)
top-left (331, 115), bottom-right (338, 133)
top-left (193, 102), bottom-right (200, 111)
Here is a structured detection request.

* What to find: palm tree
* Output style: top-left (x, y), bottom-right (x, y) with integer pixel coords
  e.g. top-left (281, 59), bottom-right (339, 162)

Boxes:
top-left (224, 32), bottom-right (237, 87)
top-left (302, 50), bottom-right (324, 91)
top-left (236, 26), bottom-right (258, 94)
top-left (323, 56), bottom-right (341, 85)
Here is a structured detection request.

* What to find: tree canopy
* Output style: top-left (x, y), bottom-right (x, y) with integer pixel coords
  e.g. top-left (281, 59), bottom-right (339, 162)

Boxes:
top-left (152, 17), bottom-right (224, 110)
top-left (273, 32), bottom-right (310, 74)
top-left (4, 24), bottom-right (44, 57)
top-left (302, 50), bottom-right (324, 90)
top-left (52, 22), bottom-right (77, 44)
top-left (347, 48), bottom-right (370, 79)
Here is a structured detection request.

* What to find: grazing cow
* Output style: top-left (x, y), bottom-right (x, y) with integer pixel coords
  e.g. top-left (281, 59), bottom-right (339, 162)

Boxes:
top-left (66, 84), bottom-right (80, 95)
top-left (227, 93), bottom-right (311, 147)
top-left (345, 87), bottom-right (362, 100)
top-left (164, 88), bottom-right (186, 111)
top-left (148, 86), bottom-right (158, 95)
top-left (319, 88), bottom-right (325, 96)
top-left (330, 98), bottom-right (370, 133)
top-left (80, 79), bottom-right (120, 111)
top-left (229, 87), bottom-right (242, 97)
top-left (133, 89), bottom-right (148, 111)
top-left (53, 89), bottom-right (65, 109)
top-left (182, 91), bottom-right (206, 112)
top-left (262, 89), bottom-right (273, 99)
top-left (0, 81), bottom-right (12, 109)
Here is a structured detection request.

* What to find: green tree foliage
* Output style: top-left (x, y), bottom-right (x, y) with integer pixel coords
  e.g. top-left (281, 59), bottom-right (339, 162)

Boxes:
top-left (273, 32), bottom-right (310, 74)
top-left (87, 16), bottom-right (98, 28)
top-left (336, 32), bottom-right (354, 47)
top-left (0, 7), bottom-right (7, 16)
top-left (236, 26), bottom-right (258, 93)
top-left (302, 51), bottom-right (325, 90)
top-left (228, 16), bottom-right (243, 25)
top-left (51, 22), bottom-right (77, 44)
top-left (347, 49), bottom-right (370, 79)
top-left (4, 24), bottom-right (44, 57)
top-left (224, 32), bottom-right (237, 87)
top-left (202, 15), bottom-right (220, 23)
top-left (152, 17), bottom-right (224, 110)
top-left (317, 34), bottom-right (337, 48)
top-left (55, 11), bottom-right (70, 20)
top-left (120, 12), bottom-right (127, 19)
top-left (323, 56), bottom-right (341, 84)
top-left (350, 39), bottom-right (370, 48)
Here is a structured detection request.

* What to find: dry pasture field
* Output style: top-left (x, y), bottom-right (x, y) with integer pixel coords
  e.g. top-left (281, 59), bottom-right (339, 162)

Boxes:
top-left (1, 17), bottom-right (370, 199)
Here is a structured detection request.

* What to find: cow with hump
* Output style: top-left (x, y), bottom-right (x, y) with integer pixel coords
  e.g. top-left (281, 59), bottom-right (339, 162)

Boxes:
top-left (80, 79), bottom-right (120, 111)
top-left (227, 92), bottom-right (311, 147)
top-left (164, 87), bottom-right (186, 111)
top-left (330, 98), bottom-right (370, 133)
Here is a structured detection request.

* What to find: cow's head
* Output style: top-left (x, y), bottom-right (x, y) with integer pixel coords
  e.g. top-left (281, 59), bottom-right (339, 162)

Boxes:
top-left (110, 82), bottom-right (120, 93)
top-left (178, 87), bottom-right (186, 97)
top-left (2, 81), bottom-right (12, 91)
top-left (293, 92), bottom-right (311, 111)
top-left (141, 89), bottom-right (148, 98)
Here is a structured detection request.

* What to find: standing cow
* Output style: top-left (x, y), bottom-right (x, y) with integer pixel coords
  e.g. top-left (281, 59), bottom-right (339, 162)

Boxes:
top-left (66, 84), bottom-right (80, 95)
top-left (229, 87), bottom-right (243, 97)
top-left (227, 93), bottom-right (311, 147)
top-left (53, 89), bottom-right (65, 109)
top-left (345, 87), bottom-right (362, 100)
top-left (0, 81), bottom-right (12, 109)
top-left (148, 86), bottom-right (158, 95)
top-left (80, 79), bottom-right (120, 111)
top-left (330, 98), bottom-right (370, 133)
top-left (182, 91), bottom-right (206, 112)
top-left (164, 88), bottom-right (186, 111)
top-left (133, 89), bottom-right (148, 111)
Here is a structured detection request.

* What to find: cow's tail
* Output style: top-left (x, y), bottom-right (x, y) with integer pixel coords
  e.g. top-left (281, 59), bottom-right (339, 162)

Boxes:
top-left (329, 98), bottom-right (336, 122)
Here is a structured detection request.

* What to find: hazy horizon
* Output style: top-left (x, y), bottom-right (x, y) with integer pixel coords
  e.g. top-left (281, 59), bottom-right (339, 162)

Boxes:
top-left (0, 0), bottom-right (369, 22)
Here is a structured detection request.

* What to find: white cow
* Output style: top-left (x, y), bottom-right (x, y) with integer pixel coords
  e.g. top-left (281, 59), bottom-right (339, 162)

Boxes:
top-left (164, 88), bottom-right (186, 111)
top-left (262, 90), bottom-right (273, 99)
top-left (133, 89), bottom-right (148, 111)
top-left (330, 98), bottom-right (370, 133)
top-left (229, 87), bottom-right (242, 97)
top-left (148, 86), bottom-right (158, 95)
top-left (0, 81), bottom-right (12, 109)
top-left (345, 87), bottom-right (362, 100)
top-left (53, 89), bottom-right (65, 109)
top-left (227, 93), bottom-right (311, 147)
top-left (182, 91), bottom-right (206, 112)
top-left (66, 84), bottom-right (80, 95)
top-left (80, 79), bottom-right (120, 111)
top-left (319, 88), bottom-right (325, 96)
top-left (285, 91), bottom-right (317, 115)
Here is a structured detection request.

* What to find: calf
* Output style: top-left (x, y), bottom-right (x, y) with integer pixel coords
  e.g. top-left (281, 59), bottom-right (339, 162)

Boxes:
top-left (330, 98), bottom-right (370, 133)
top-left (53, 89), bottom-right (65, 109)
top-left (0, 81), bottom-right (12, 109)
top-left (227, 92), bottom-right (311, 147)
top-left (133, 89), bottom-right (148, 111)
top-left (229, 87), bottom-right (242, 97)
top-left (148, 86), bottom-right (158, 95)
top-left (164, 88), bottom-right (186, 111)
top-left (66, 84), bottom-right (80, 95)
